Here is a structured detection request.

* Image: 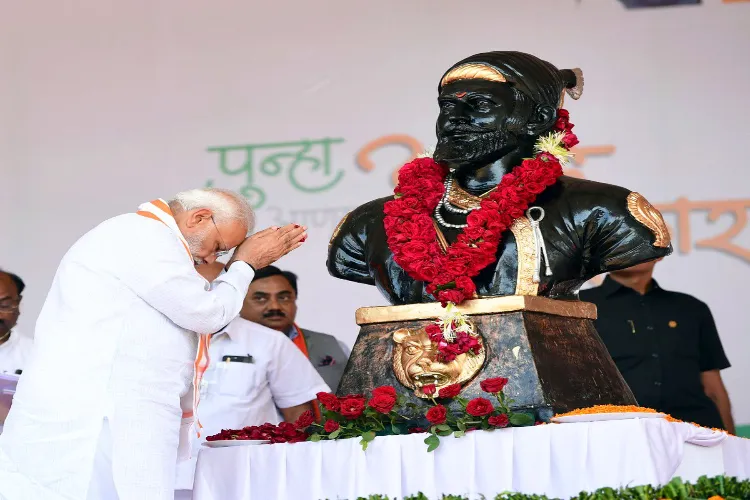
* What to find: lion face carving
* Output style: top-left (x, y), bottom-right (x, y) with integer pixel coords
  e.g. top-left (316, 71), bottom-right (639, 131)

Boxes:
top-left (391, 327), bottom-right (485, 398)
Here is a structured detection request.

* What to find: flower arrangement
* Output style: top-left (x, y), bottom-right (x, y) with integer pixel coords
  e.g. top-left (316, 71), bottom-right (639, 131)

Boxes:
top-left (299, 376), bottom-right (534, 452)
top-left (205, 421), bottom-right (309, 444)
top-left (425, 302), bottom-right (483, 361)
top-left (206, 376), bottom-right (534, 451)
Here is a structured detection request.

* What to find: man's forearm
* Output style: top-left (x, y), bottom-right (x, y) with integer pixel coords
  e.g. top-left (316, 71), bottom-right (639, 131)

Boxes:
top-left (280, 401), bottom-right (314, 423)
top-left (713, 394), bottom-right (735, 434)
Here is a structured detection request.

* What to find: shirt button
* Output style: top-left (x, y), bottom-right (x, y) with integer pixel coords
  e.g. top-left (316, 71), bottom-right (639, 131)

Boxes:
top-left (651, 353), bottom-right (659, 359)
top-left (647, 325), bottom-right (654, 331)
top-left (654, 381), bottom-right (662, 386)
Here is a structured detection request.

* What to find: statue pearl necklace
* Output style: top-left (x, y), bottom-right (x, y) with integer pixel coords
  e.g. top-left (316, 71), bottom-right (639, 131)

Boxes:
top-left (434, 172), bottom-right (495, 229)
top-left (434, 173), bottom-right (552, 282)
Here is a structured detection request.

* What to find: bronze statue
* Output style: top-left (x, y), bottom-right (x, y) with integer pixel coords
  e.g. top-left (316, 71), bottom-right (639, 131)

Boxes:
top-left (328, 51), bottom-right (672, 419)
top-left (329, 52), bottom-right (671, 303)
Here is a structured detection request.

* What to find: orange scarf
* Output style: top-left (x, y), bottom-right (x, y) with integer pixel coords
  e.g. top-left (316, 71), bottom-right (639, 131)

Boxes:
top-left (136, 199), bottom-right (211, 437)
top-left (291, 324), bottom-right (322, 422)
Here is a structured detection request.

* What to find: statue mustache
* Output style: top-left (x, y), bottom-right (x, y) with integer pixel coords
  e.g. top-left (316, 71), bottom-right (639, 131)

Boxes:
top-left (440, 124), bottom-right (492, 136)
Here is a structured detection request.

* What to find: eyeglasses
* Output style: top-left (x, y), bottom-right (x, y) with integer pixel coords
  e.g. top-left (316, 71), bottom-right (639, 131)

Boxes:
top-left (211, 216), bottom-right (230, 258)
top-left (0, 299), bottom-right (20, 313)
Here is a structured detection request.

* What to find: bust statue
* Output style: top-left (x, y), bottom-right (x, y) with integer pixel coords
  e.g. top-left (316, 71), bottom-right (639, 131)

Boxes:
top-left (328, 51), bottom-right (672, 304)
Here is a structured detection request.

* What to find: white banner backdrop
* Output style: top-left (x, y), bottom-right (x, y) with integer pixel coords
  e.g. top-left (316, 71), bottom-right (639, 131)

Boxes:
top-left (1, 0), bottom-right (749, 424)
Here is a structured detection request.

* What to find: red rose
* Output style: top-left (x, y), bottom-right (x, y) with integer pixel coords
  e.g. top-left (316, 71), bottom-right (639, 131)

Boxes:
top-left (400, 241), bottom-right (432, 262)
top-left (425, 404), bottom-right (448, 425)
top-left (416, 261), bottom-right (440, 281)
top-left (463, 224), bottom-right (487, 241)
top-left (488, 414), bottom-right (510, 428)
top-left (524, 181), bottom-right (546, 195)
top-left (278, 422), bottom-right (298, 438)
top-left (438, 383), bottom-right (462, 399)
top-left (437, 289), bottom-right (465, 306)
top-left (368, 393), bottom-right (397, 414)
top-left (316, 392), bottom-right (340, 412)
top-left (408, 427), bottom-right (427, 434)
top-left (294, 410), bottom-right (314, 429)
top-left (443, 255), bottom-right (472, 276)
top-left (480, 377), bottom-right (509, 394)
top-left (562, 133), bottom-right (579, 149)
top-left (371, 386), bottom-right (397, 399)
top-left (422, 384), bottom-right (436, 396)
top-left (339, 397), bottom-right (365, 419)
top-left (466, 397), bottom-right (494, 417)
top-left (425, 323), bottom-right (442, 337)
top-left (455, 276), bottom-right (476, 296)
top-left (324, 420), bottom-right (340, 433)
top-left (287, 431), bottom-right (309, 443)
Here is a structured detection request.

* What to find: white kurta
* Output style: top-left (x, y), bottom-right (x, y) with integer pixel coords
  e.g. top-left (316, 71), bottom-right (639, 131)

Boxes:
top-left (174, 318), bottom-right (330, 494)
top-left (0, 211), bottom-right (254, 500)
top-left (0, 329), bottom-right (33, 375)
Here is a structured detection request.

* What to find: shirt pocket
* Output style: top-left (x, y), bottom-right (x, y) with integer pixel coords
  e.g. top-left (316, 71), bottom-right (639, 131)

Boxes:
top-left (215, 361), bottom-right (261, 399)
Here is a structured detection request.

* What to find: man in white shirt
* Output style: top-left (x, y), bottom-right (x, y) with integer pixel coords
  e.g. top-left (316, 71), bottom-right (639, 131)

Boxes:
top-left (0, 189), bottom-right (307, 500)
top-left (0, 271), bottom-right (32, 376)
top-left (174, 266), bottom-right (329, 498)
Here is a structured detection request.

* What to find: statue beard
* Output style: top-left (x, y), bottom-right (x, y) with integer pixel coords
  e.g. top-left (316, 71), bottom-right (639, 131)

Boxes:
top-left (434, 128), bottom-right (518, 170)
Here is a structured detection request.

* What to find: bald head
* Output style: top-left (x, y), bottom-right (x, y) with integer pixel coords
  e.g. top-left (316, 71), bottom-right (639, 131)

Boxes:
top-left (169, 188), bottom-right (254, 265)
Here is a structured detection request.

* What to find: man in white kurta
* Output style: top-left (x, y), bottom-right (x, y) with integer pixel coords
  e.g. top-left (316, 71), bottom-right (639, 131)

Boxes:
top-left (0, 190), bottom-right (306, 500)
top-left (174, 317), bottom-right (330, 498)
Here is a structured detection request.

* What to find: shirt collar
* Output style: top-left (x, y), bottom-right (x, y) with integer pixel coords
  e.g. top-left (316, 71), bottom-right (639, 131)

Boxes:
top-left (599, 275), bottom-right (661, 297)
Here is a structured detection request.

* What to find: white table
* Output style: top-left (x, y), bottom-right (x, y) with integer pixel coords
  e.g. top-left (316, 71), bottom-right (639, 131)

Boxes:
top-left (193, 419), bottom-right (750, 500)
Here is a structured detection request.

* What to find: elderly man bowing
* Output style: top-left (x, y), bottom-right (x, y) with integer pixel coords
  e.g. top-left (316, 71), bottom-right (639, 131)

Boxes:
top-left (0, 188), bottom-right (306, 500)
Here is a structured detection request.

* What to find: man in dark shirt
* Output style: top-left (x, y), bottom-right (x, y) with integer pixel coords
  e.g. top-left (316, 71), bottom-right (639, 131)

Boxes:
top-left (579, 259), bottom-right (735, 432)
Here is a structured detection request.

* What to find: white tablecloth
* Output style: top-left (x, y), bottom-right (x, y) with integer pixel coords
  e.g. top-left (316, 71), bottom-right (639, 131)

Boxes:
top-left (192, 419), bottom-right (750, 500)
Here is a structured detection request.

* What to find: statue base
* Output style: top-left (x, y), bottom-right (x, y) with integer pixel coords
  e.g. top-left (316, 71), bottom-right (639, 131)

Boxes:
top-left (336, 296), bottom-right (637, 422)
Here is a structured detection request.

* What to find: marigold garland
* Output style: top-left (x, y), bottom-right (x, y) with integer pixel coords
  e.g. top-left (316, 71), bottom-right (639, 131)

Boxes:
top-left (553, 405), bottom-right (739, 437)
top-left (383, 109), bottom-right (578, 307)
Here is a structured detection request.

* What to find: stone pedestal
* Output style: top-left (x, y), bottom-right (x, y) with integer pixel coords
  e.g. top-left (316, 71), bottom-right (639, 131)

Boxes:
top-left (336, 296), bottom-right (636, 422)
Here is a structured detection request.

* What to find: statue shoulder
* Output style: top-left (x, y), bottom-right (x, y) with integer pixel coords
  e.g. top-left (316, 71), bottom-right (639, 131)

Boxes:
top-left (329, 196), bottom-right (392, 243)
top-left (556, 176), bottom-right (670, 248)
top-left (555, 176), bottom-right (632, 208)
top-left (327, 196), bottom-right (393, 285)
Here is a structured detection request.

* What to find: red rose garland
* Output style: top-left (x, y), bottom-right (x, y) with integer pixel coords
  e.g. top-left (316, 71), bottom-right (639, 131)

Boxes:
top-left (384, 109), bottom-right (578, 306)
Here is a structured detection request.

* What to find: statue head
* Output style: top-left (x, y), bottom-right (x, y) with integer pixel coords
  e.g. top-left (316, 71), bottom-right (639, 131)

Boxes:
top-left (392, 327), bottom-right (485, 398)
top-left (433, 51), bottom-right (583, 171)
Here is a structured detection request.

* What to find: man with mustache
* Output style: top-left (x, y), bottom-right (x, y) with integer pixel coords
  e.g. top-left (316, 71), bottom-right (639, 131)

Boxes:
top-left (242, 266), bottom-right (349, 392)
top-left (0, 270), bottom-right (31, 376)
top-left (0, 188), bottom-right (307, 500)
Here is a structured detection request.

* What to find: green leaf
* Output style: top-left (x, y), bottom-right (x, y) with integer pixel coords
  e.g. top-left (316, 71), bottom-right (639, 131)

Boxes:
top-left (436, 424), bottom-right (451, 432)
top-left (509, 412), bottom-right (534, 426)
top-left (453, 430), bottom-right (465, 438)
top-left (361, 431), bottom-right (376, 442)
top-left (328, 429), bottom-right (341, 440)
top-left (309, 433), bottom-right (322, 442)
top-left (423, 434), bottom-right (440, 452)
top-left (391, 423), bottom-right (402, 435)
top-left (435, 281), bottom-right (456, 291)
top-left (436, 428), bottom-right (453, 437)
top-left (457, 420), bottom-right (467, 431)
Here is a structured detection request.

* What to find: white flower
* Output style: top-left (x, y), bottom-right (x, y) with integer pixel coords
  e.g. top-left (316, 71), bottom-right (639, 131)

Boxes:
top-left (534, 131), bottom-right (574, 165)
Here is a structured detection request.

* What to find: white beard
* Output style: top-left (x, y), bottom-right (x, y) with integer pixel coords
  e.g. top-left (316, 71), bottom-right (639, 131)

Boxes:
top-left (185, 226), bottom-right (211, 265)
